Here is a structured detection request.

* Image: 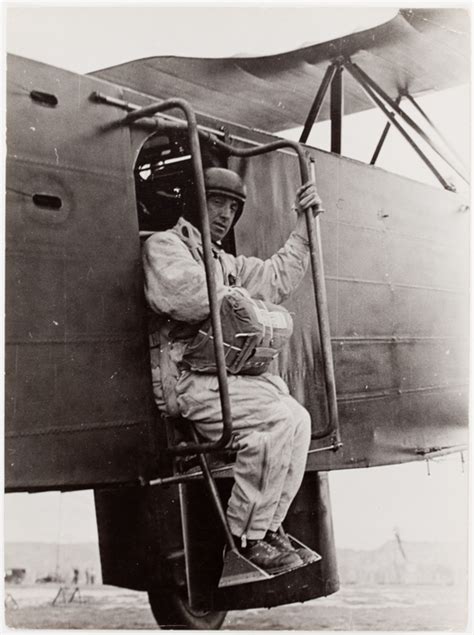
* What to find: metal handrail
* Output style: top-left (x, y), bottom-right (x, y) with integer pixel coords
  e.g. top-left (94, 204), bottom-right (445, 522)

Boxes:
top-left (122, 99), bottom-right (233, 455)
top-left (121, 100), bottom-right (341, 449)
top-left (197, 133), bottom-right (340, 445)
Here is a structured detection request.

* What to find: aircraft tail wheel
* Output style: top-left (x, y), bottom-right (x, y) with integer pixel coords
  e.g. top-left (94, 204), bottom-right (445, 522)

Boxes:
top-left (148, 588), bottom-right (227, 630)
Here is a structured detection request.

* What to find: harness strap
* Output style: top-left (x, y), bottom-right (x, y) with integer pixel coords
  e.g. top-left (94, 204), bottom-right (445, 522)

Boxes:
top-left (156, 320), bottom-right (181, 417)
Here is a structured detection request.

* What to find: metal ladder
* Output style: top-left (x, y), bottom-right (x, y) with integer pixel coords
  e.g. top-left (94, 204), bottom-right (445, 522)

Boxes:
top-left (112, 97), bottom-right (341, 586)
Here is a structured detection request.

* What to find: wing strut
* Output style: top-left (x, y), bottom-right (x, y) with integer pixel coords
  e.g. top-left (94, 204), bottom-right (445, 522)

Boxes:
top-left (298, 58), bottom-right (469, 190)
top-left (370, 95), bottom-right (402, 165)
top-left (330, 64), bottom-right (344, 154)
top-left (401, 90), bottom-right (467, 169)
top-left (345, 60), bottom-right (469, 187)
top-left (299, 62), bottom-right (338, 144)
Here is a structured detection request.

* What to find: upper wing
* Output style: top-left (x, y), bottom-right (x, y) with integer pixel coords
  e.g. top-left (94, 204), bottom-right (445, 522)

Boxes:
top-left (91, 9), bottom-right (470, 132)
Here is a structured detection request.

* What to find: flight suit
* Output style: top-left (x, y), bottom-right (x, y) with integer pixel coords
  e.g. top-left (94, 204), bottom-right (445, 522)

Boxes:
top-left (143, 217), bottom-right (312, 541)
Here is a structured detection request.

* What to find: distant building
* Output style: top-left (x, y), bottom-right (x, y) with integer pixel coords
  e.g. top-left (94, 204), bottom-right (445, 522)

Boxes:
top-left (5, 568), bottom-right (26, 584)
top-left (337, 540), bottom-right (468, 586)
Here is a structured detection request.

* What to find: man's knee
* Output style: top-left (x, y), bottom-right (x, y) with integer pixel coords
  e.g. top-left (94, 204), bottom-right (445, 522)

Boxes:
top-left (286, 399), bottom-right (312, 445)
top-left (301, 407), bottom-right (312, 444)
top-left (234, 402), bottom-right (297, 445)
top-left (299, 405), bottom-right (312, 430)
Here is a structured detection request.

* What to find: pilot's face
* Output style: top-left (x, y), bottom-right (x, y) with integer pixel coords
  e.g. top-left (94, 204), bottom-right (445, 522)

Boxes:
top-left (207, 193), bottom-right (240, 242)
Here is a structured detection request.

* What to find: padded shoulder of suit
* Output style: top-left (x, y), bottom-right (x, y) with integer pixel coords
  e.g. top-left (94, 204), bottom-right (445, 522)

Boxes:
top-left (143, 228), bottom-right (188, 256)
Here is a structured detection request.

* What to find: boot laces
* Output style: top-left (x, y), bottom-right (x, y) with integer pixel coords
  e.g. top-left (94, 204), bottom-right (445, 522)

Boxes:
top-left (255, 539), bottom-right (278, 555)
top-left (267, 530), bottom-right (293, 550)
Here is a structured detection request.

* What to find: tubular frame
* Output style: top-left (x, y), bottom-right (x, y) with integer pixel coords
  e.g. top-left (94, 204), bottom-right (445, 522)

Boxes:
top-left (116, 98), bottom-right (343, 453)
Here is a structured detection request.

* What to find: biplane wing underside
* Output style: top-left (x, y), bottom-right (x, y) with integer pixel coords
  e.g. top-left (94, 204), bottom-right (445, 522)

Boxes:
top-left (91, 9), bottom-right (470, 133)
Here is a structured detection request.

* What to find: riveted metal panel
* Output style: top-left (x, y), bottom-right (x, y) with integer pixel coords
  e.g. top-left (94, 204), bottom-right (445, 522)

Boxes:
top-left (6, 55), bottom-right (469, 490)
top-left (5, 55), bottom-right (158, 490)
top-left (231, 136), bottom-right (469, 469)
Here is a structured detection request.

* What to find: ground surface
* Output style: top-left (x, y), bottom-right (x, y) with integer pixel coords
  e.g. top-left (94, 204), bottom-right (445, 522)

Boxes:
top-left (4, 583), bottom-right (469, 631)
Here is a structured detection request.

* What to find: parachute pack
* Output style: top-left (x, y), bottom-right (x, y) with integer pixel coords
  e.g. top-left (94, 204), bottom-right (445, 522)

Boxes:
top-left (182, 287), bottom-right (293, 375)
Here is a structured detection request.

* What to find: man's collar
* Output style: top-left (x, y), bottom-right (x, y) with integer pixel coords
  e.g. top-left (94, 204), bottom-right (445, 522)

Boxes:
top-left (174, 217), bottom-right (202, 246)
top-left (174, 217), bottom-right (224, 255)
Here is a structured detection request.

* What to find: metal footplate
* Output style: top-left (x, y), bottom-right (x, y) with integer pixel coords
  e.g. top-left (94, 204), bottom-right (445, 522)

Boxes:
top-left (218, 535), bottom-right (321, 588)
top-left (289, 534), bottom-right (322, 562)
top-left (219, 549), bottom-right (271, 588)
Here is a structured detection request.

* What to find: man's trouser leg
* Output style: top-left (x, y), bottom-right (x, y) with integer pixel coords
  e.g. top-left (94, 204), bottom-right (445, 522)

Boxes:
top-left (175, 371), bottom-right (311, 540)
top-left (267, 395), bottom-right (311, 532)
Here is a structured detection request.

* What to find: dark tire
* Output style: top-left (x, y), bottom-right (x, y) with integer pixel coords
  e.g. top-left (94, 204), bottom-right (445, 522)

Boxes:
top-left (148, 588), bottom-right (227, 630)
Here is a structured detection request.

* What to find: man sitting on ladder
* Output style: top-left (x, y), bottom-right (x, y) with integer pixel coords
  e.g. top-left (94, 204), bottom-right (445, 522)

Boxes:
top-left (143, 167), bottom-right (322, 575)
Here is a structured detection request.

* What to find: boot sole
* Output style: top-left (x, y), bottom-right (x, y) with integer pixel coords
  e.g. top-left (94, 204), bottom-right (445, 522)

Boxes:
top-left (251, 560), bottom-right (304, 576)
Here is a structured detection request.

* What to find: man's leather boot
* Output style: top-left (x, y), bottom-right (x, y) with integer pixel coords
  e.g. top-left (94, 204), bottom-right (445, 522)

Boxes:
top-left (265, 527), bottom-right (320, 565)
top-left (239, 538), bottom-right (303, 574)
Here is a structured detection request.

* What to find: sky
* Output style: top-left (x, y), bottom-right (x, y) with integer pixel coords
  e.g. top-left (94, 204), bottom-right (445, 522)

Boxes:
top-left (5, 3), bottom-right (468, 190)
top-left (2, 4), bottom-right (471, 557)
top-left (5, 5), bottom-right (398, 71)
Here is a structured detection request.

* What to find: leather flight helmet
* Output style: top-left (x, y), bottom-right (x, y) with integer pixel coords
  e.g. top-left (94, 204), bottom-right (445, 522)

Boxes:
top-left (204, 167), bottom-right (247, 225)
top-left (204, 167), bottom-right (247, 203)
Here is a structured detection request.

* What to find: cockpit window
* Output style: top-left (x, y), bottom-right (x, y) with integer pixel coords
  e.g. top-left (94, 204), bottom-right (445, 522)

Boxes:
top-left (135, 133), bottom-right (193, 232)
top-left (134, 131), bottom-right (235, 252)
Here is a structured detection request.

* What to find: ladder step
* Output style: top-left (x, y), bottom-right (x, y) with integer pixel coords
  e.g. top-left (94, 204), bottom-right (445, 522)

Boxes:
top-left (218, 537), bottom-right (322, 588)
top-left (288, 534), bottom-right (322, 564)
top-left (219, 549), bottom-right (271, 588)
